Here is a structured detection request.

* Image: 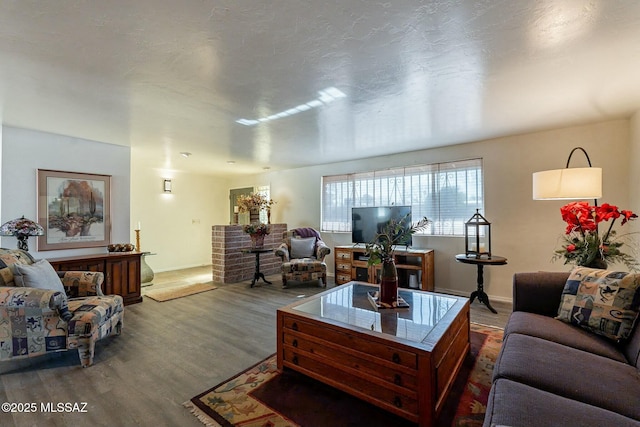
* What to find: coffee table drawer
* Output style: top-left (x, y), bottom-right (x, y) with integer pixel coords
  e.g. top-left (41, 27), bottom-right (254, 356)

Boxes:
top-left (283, 332), bottom-right (418, 390)
top-left (283, 316), bottom-right (417, 369)
top-left (283, 348), bottom-right (419, 419)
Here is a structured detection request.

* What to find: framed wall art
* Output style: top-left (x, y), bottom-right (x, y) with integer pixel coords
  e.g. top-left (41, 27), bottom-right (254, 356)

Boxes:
top-left (37, 169), bottom-right (112, 250)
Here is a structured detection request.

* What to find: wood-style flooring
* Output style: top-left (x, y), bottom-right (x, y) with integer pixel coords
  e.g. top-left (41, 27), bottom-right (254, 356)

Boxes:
top-left (0, 266), bottom-right (512, 427)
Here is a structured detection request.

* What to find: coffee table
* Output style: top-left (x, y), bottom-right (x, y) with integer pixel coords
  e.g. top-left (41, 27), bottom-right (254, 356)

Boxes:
top-left (276, 281), bottom-right (470, 426)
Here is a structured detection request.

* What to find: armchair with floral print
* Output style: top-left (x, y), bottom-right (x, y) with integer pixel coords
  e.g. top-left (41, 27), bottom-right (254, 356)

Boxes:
top-left (0, 248), bottom-right (123, 367)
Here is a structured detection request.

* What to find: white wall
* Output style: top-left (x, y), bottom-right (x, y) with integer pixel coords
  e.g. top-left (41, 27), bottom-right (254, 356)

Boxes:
top-left (129, 146), bottom-right (229, 272)
top-left (0, 126), bottom-right (131, 259)
top-left (229, 119), bottom-right (631, 302)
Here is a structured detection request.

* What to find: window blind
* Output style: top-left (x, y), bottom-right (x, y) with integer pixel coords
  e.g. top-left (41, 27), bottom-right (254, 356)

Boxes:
top-left (321, 158), bottom-right (483, 236)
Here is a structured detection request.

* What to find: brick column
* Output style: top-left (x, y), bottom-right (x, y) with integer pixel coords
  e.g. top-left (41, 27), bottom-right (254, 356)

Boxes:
top-left (212, 223), bottom-right (287, 284)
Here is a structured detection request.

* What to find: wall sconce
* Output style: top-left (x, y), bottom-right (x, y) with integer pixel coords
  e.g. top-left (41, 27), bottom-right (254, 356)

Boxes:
top-left (163, 179), bottom-right (172, 193)
top-left (532, 147), bottom-right (602, 203)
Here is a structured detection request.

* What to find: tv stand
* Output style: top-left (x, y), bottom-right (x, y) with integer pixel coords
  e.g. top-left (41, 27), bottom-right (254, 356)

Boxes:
top-left (334, 245), bottom-right (434, 291)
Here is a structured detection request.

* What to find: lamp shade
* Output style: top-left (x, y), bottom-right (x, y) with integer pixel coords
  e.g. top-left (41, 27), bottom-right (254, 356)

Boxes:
top-left (0, 216), bottom-right (44, 251)
top-left (532, 167), bottom-right (602, 200)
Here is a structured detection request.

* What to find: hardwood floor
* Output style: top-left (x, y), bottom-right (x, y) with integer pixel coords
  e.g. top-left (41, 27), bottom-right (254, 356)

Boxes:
top-left (0, 267), bottom-right (511, 427)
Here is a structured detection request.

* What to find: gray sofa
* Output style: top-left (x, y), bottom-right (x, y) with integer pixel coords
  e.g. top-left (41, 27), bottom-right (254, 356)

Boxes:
top-left (483, 271), bottom-right (640, 427)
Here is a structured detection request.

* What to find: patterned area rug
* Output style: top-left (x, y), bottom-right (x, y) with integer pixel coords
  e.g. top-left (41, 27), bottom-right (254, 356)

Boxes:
top-left (184, 323), bottom-right (503, 427)
top-left (145, 282), bottom-right (217, 302)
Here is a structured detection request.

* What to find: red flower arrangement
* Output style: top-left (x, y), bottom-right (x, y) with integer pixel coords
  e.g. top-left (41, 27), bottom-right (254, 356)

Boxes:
top-left (554, 201), bottom-right (639, 270)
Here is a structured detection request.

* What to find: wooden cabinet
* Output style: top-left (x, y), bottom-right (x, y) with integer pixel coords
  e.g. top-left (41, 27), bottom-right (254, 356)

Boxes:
top-left (48, 252), bottom-right (142, 305)
top-left (334, 247), bottom-right (353, 284)
top-left (334, 246), bottom-right (434, 291)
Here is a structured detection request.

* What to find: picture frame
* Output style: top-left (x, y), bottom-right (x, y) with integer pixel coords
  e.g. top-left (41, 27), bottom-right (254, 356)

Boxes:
top-left (37, 169), bottom-right (112, 250)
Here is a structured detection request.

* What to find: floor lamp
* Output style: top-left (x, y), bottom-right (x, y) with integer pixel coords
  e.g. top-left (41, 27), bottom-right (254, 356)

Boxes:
top-left (532, 147), bottom-right (602, 204)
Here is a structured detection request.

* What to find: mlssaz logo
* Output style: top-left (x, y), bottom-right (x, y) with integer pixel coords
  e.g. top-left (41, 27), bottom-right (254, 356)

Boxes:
top-left (40, 402), bottom-right (88, 413)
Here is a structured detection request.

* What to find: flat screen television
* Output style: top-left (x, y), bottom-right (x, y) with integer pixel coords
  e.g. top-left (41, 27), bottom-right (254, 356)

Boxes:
top-left (351, 206), bottom-right (412, 245)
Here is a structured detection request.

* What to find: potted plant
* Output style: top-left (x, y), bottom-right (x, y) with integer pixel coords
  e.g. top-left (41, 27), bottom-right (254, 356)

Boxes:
top-left (553, 201), bottom-right (638, 270)
top-left (365, 213), bottom-right (430, 305)
top-left (243, 222), bottom-right (270, 248)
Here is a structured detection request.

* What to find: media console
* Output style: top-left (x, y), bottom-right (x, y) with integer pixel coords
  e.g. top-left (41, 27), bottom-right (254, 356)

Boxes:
top-left (334, 245), bottom-right (434, 291)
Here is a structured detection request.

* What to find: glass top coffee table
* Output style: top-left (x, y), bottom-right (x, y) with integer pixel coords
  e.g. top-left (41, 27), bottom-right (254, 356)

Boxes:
top-left (276, 281), bottom-right (470, 426)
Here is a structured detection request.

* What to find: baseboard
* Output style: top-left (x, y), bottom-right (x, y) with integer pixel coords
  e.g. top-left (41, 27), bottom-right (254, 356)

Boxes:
top-left (434, 286), bottom-right (512, 305)
top-left (154, 264), bottom-right (212, 274)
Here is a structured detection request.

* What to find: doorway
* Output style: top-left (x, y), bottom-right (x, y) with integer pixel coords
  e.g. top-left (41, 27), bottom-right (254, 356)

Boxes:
top-left (229, 187), bottom-right (253, 224)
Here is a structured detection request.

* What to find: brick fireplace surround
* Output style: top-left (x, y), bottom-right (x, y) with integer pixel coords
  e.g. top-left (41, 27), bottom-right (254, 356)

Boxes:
top-left (211, 223), bottom-right (287, 284)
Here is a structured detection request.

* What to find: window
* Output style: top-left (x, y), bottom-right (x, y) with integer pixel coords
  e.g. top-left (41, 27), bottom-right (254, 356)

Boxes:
top-left (321, 159), bottom-right (483, 236)
top-left (255, 185), bottom-right (271, 224)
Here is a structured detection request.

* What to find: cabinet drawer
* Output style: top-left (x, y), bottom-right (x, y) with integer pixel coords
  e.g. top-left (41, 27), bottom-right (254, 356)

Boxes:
top-left (336, 262), bottom-right (351, 271)
top-left (283, 333), bottom-right (418, 390)
top-left (283, 348), bottom-right (418, 417)
top-left (335, 251), bottom-right (352, 261)
top-left (283, 317), bottom-right (417, 370)
top-left (336, 273), bottom-right (352, 284)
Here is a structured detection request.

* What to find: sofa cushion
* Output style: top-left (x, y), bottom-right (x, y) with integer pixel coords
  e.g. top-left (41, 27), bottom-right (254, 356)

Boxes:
top-left (493, 333), bottom-right (640, 420)
top-left (290, 237), bottom-right (316, 259)
top-left (0, 248), bottom-right (35, 286)
top-left (556, 266), bottom-right (640, 342)
top-left (505, 311), bottom-right (627, 362)
top-left (483, 378), bottom-right (640, 427)
top-left (624, 318), bottom-right (640, 369)
top-left (14, 259), bottom-right (65, 293)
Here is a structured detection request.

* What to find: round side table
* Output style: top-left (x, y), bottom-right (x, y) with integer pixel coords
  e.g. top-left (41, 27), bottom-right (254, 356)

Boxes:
top-left (455, 254), bottom-right (507, 314)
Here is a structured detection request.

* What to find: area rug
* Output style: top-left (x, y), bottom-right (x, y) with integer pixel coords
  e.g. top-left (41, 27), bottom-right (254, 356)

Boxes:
top-left (145, 282), bottom-right (217, 302)
top-left (184, 323), bottom-right (503, 427)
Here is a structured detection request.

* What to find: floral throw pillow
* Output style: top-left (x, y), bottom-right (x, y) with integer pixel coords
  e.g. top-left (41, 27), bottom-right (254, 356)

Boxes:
top-left (556, 266), bottom-right (640, 341)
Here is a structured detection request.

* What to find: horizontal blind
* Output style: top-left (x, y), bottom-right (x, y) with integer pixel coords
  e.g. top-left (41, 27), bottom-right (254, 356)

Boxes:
top-left (321, 158), bottom-right (483, 236)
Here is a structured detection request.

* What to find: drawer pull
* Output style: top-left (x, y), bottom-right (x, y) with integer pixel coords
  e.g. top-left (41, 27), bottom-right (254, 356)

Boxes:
top-left (292, 339), bottom-right (298, 348)
top-left (392, 353), bottom-right (401, 364)
top-left (393, 396), bottom-right (403, 408)
top-left (394, 374), bottom-right (402, 385)
top-left (292, 322), bottom-right (298, 331)
top-left (292, 355), bottom-right (299, 365)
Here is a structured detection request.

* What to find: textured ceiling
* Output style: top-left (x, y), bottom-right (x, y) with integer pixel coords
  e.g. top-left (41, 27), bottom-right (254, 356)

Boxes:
top-left (1, 1), bottom-right (640, 175)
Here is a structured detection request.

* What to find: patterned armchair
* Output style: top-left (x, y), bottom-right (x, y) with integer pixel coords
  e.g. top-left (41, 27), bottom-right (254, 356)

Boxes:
top-left (275, 228), bottom-right (331, 288)
top-left (0, 248), bottom-right (123, 367)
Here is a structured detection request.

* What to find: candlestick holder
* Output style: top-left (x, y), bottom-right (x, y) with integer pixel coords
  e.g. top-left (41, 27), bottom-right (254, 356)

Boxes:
top-left (135, 229), bottom-right (141, 252)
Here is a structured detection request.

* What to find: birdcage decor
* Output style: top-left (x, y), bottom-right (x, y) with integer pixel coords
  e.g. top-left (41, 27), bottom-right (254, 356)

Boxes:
top-left (465, 209), bottom-right (492, 259)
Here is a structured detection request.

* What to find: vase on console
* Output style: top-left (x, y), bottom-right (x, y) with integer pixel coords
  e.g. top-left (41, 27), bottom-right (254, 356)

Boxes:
top-left (249, 208), bottom-right (260, 224)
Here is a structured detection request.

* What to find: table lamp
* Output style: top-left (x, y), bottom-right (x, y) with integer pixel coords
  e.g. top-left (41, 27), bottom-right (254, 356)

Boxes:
top-left (0, 216), bottom-right (45, 251)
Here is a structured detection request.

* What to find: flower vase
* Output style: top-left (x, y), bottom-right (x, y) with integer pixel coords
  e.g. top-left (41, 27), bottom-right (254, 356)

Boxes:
top-left (250, 234), bottom-right (265, 249)
top-left (584, 255), bottom-right (608, 269)
top-left (379, 259), bottom-right (398, 305)
top-left (249, 208), bottom-right (260, 223)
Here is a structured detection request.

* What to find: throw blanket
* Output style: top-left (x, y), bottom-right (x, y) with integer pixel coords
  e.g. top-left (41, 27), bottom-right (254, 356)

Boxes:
top-left (294, 227), bottom-right (321, 240)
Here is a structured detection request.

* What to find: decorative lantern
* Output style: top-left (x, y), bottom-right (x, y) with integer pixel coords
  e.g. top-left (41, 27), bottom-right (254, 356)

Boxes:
top-left (465, 209), bottom-right (491, 259)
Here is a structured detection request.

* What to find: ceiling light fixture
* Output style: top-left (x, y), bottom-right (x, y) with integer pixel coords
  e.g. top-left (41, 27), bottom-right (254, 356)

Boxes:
top-left (236, 86), bottom-right (346, 126)
top-left (227, 160), bottom-right (236, 164)
top-left (180, 152), bottom-right (192, 158)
